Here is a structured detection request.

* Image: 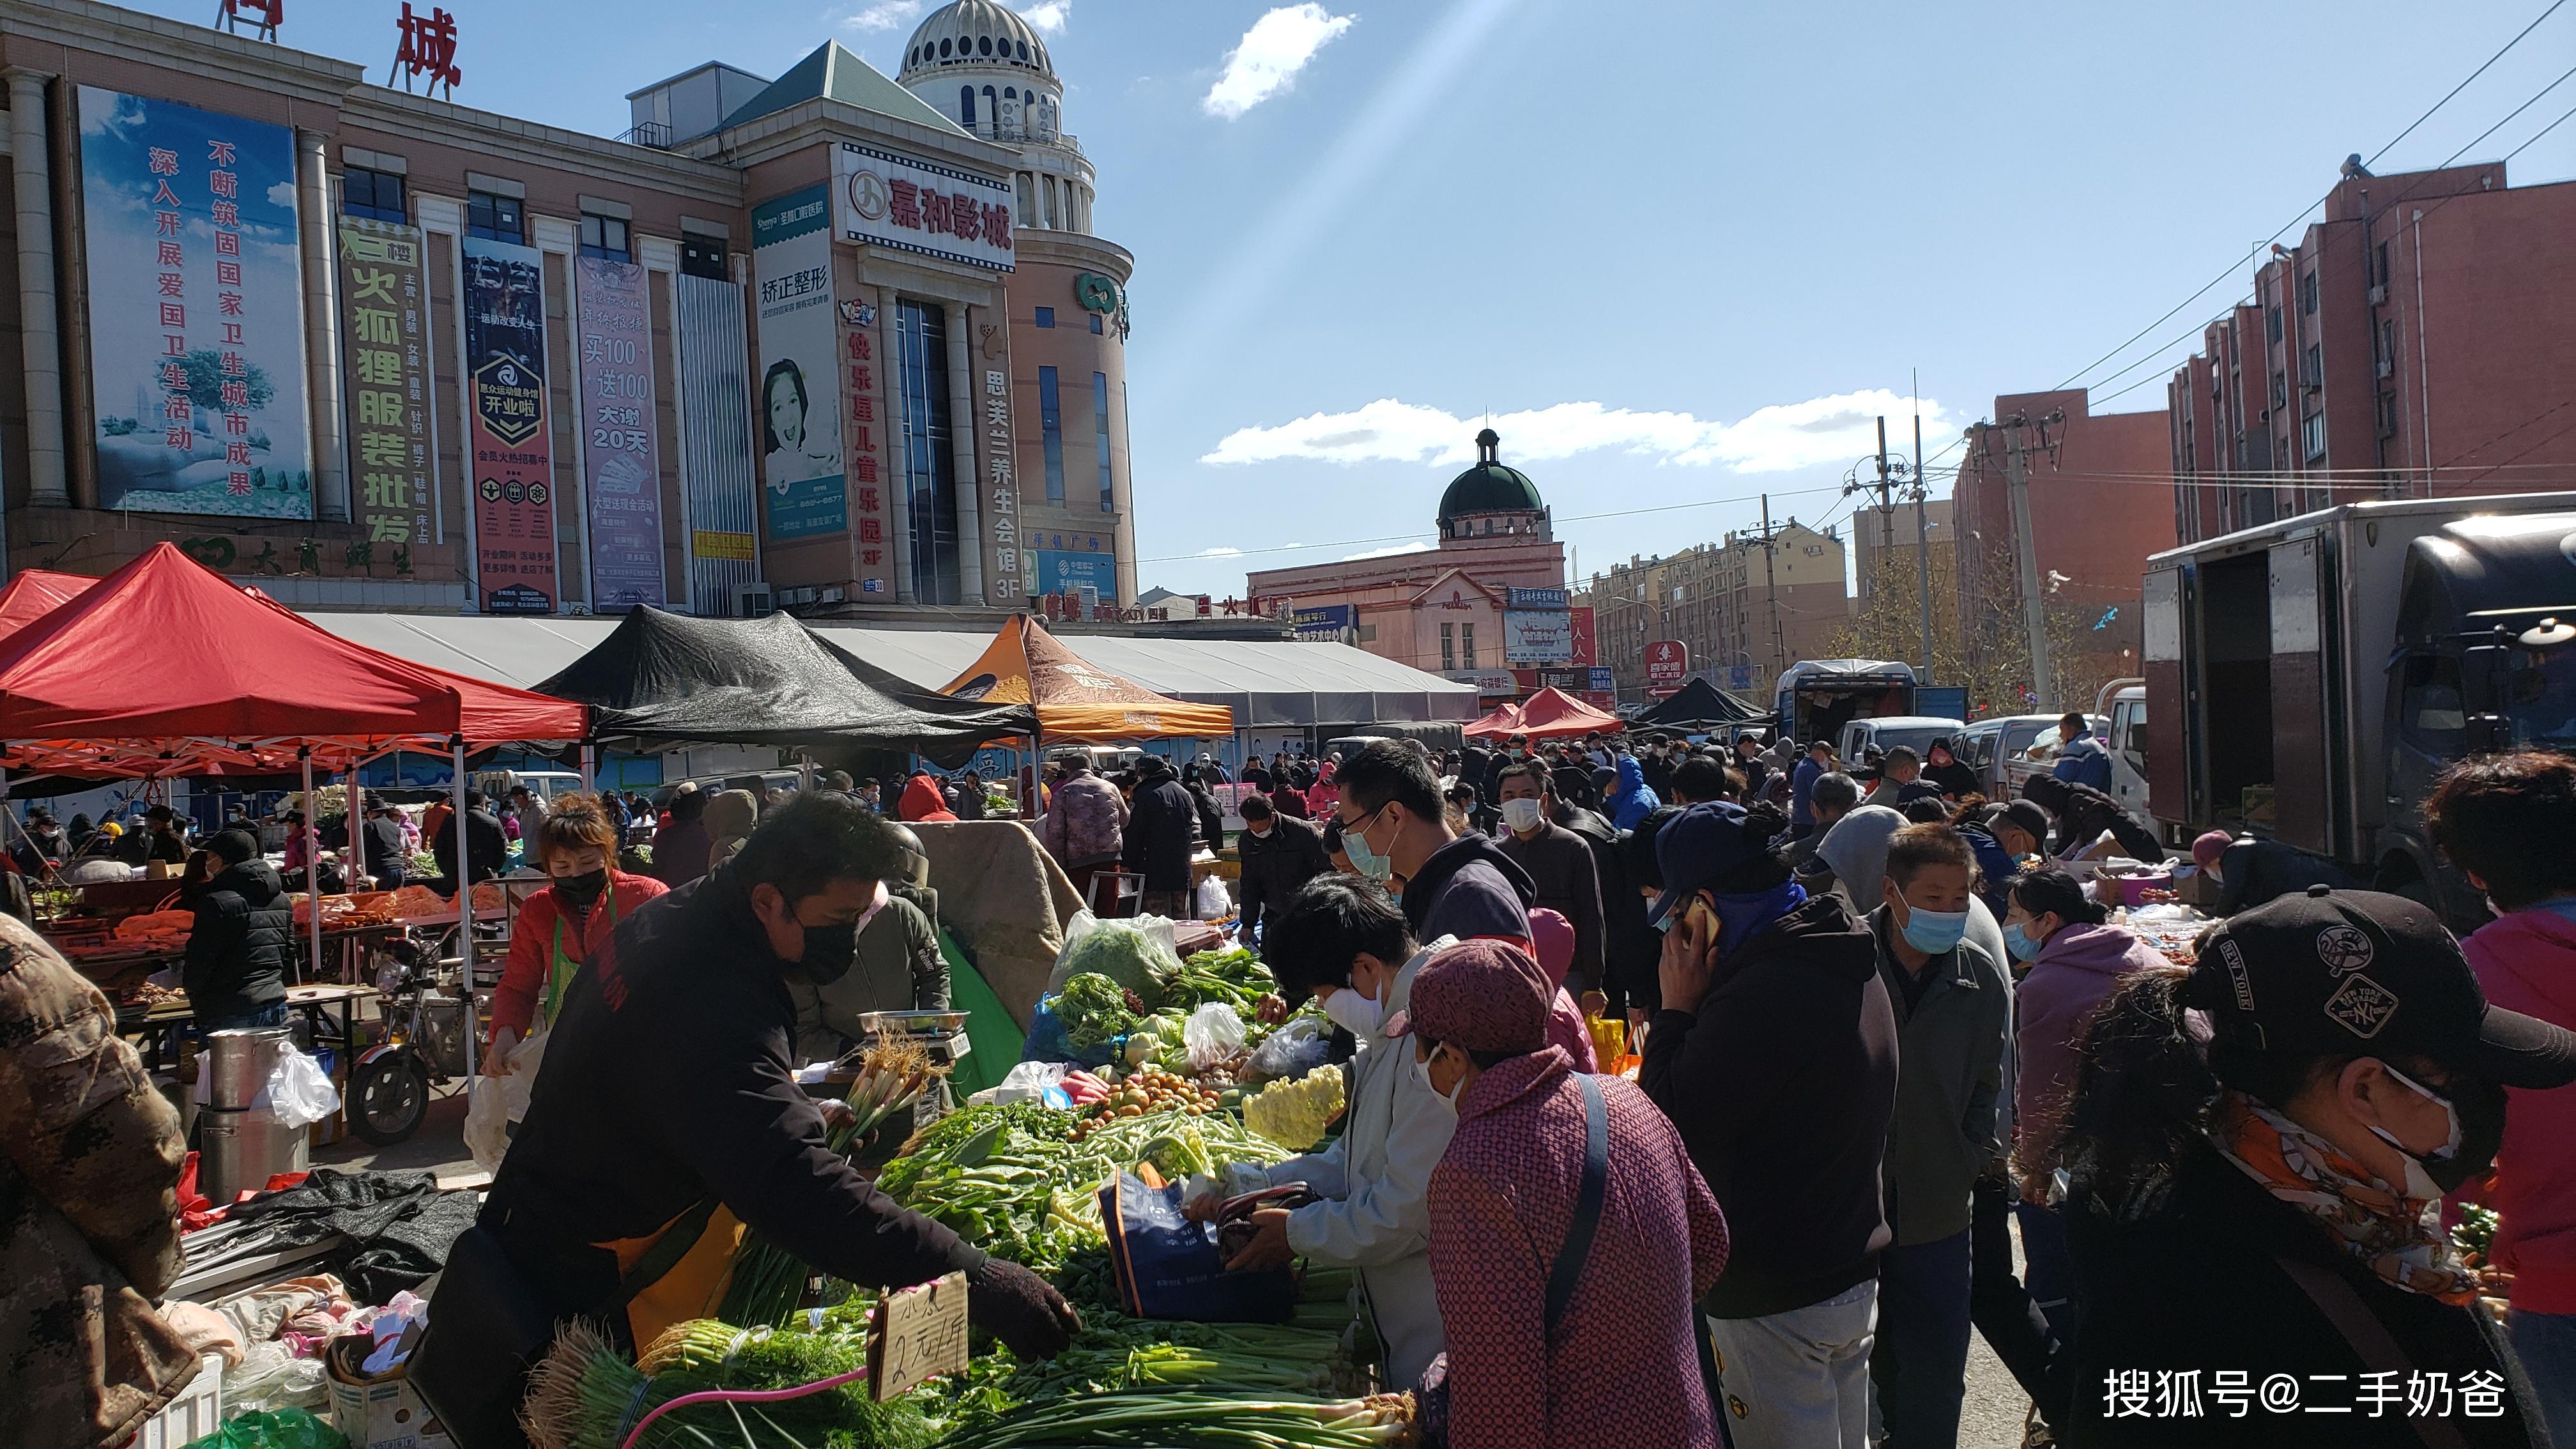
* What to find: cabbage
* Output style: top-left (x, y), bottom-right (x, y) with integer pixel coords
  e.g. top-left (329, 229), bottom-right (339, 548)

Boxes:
top-left (1060, 920), bottom-right (1179, 1010)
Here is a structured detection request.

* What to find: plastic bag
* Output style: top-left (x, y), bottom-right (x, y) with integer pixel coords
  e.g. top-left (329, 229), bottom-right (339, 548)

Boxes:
top-left (263, 1045), bottom-right (340, 1130)
top-left (1192, 874), bottom-right (1232, 921)
top-left (502, 1025), bottom-right (548, 1123)
top-left (970, 1059), bottom-right (1073, 1107)
top-left (182, 1407), bottom-right (349, 1449)
top-left (1183, 1002), bottom-right (1247, 1073)
top-left (463, 1075), bottom-right (510, 1172)
top-left (220, 1342), bottom-right (332, 1418)
top-left (1241, 1014), bottom-right (1331, 1087)
top-left (1043, 908), bottom-right (1103, 995)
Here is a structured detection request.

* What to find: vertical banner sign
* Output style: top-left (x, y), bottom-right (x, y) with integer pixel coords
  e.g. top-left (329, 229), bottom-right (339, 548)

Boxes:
top-left (1568, 605), bottom-right (1597, 668)
top-left (836, 289), bottom-right (891, 593)
top-left (461, 234), bottom-right (556, 612)
top-left (751, 186), bottom-right (844, 540)
top-left (77, 87), bottom-right (312, 519)
top-left (337, 218), bottom-right (432, 565)
top-left (677, 273), bottom-right (758, 616)
top-left (576, 256), bottom-right (666, 607)
top-left (981, 349), bottom-right (1022, 603)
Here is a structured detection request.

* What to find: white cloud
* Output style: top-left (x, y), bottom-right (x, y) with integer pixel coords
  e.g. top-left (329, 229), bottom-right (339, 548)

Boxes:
top-left (1197, 545), bottom-right (1245, 558)
top-left (1202, 4), bottom-right (1355, 119)
top-left (841, 0), bottom-right (923, 31)
top-left (1202, 389), bottom-right (1955, 475)
top-left (267, 180), bottom-right (297, 209)
top-left (1013, 0), bottom-right (1071, 33)
top-left (1342, 541), bottom-right (1434, 562)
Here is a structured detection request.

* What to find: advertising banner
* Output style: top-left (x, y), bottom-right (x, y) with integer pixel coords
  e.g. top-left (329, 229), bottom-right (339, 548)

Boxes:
top-left (575, 256), bottom-right (665, 608)
top-left (79, 86), bottom-right (310, 519)
top-left (1503, 585), bottom-right (1570, 610)
top-left (1569, 604), bottom-right (1596, 667)
top-left (461, 234), bottom-right (556, 612)
top-left (836, 289), bottom-right (894, 596)
top-left (1589, 666), bottom-right (1616, 693)
top-left (1291, 604), bottom-right (1358, 644)
top-left (676, 272), bottom-right (758, 616)
top-left (1033, 548), bottom-right (1116, 597)
top-left (1503, 608), bottom-right (1574, 665)
top-left (751, 185), bottom-right (844, 541)
top-left (1646, 640), bottom-right (1690, 683)
top-left (978, 355), bottom-right (1020, 603)
top-left (336, 218), bottom-right (431, 554)
top-left (834, 142), bottom-right (1015, 272)
top-left (1446, 670), bottom-right (1520, 697)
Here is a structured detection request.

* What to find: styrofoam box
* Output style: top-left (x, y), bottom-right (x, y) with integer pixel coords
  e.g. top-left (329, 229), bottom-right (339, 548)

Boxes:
top-left (131, 1353), bottom-right (223, 1449)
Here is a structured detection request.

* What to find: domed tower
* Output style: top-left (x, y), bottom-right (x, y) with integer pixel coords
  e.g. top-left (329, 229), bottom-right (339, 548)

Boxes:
top-left (1438, 429), bottom-right (1552, 542)
top-left (896, 0), bottom-right (1096, 234)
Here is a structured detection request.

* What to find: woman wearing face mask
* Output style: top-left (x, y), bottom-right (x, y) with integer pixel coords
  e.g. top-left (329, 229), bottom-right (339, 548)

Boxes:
top-left (1192, 876), bottom-right (1457, 1392)
top-left (484, 793), bottom-right (668, 1073)
top-left (2053, 888), bottom-right (2576, 1447)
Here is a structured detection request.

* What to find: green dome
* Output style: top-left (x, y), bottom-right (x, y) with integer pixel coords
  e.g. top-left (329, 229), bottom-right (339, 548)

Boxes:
top-left (1438, 428), bottom-right (1544, 525)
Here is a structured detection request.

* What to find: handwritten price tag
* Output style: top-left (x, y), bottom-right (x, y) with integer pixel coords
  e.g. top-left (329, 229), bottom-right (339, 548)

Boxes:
top-left (870, 1271), bottom-right (969, 1402)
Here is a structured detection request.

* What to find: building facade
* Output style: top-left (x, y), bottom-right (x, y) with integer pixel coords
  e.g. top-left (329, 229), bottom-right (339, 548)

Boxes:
top-left (0, 0), bottom-right (1138, 617)
top-left (1852, 495), bottom-right (1951, 602)
top-left (2165, 160), bottom-right (2576, 544)
top-left (1583, 519), bottom-right (1846, 700)
top-left (1246, 429), bottom-right (1579, 693)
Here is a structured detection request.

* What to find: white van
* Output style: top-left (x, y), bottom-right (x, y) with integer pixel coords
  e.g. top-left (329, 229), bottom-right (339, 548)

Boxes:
top-left (473, 768), bottom-right (586, 804)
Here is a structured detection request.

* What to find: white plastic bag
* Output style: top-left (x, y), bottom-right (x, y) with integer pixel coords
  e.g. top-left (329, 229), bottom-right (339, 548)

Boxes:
top-left (464, 1075), bottom-right (510, 1172)
top-left (1043, 908), bottom-right (1103, 995)
top-left (503, 1026), bottom-right (549, 1123)
top-left (222, 1340), bottom-right (331, 1416)
top-left (968, 1059), bottom-right (1073, 1107)
top-left (264, 1045), bottom-right (340, 1129)
top-left (1183, 1002), bottom-right (1247, 1073)
top-left (1243, 1014), bottom-right (1331, 1085)
top-left (1192, 874), bottom-right (1232, 921)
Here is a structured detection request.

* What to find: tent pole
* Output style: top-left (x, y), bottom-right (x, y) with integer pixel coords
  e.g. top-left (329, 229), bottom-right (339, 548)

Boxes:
top-left (453, 741), bottom-right (476, 1081)
top-left (346, 763), bottom-right (365, 898)
top-left (799, 750), bottom-right (814, 794)
top-left (300, 755), bottom-right (321, 986)
top-left (1025, 727), bottom-right (1043, 820)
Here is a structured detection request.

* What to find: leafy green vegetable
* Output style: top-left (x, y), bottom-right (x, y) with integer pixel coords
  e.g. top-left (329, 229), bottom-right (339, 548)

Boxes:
top-left (1059, 920), bottom-right (1179, 1008)
top-left (1051, 972), bottom-right (1140, 1050)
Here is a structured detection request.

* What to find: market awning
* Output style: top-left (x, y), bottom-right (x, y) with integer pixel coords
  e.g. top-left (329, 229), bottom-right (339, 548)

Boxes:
top-left (1634, 677), bottom-right (1767, 730)
top-left (938, 615), bottom-right (1234, 743)
top-left (1514, 686), bottom-right (1623, 740)
top-left (0, 568), bottom-right (98, 641)
top-left (0, 543), bottom-right (588, 776)
top-left (532, 604), bottom-right (1038, 753)
top-left (1461, 700), bottom-right (1524, 739)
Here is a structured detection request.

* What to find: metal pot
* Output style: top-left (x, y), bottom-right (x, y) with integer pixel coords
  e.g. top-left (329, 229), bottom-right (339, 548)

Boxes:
top-left (199, 1104), bottom-right (309, 1204)
top-left (203, 1027), bottom-right (293, 1110)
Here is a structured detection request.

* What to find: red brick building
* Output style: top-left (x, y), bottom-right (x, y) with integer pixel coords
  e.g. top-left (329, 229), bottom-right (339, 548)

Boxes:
top-left (1951, 388), bottom-right (2174, 696)
top-left (2166, 160), bottom-right (2576, 542)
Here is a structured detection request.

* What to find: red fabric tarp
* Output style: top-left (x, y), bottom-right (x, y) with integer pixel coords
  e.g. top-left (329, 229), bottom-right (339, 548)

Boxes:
top-left (1512, 687), bottom-right (1625, 740)
top-left (0, 544), bottom-right (588, 776)
top-left (0, 568), bottom-right (98, 641)
top-left (1460, 700), bottom-right (1525, 740)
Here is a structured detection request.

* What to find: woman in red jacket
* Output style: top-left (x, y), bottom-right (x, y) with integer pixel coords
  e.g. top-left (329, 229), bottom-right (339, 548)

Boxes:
top-left (484, 793), bottom-right (667, 1070)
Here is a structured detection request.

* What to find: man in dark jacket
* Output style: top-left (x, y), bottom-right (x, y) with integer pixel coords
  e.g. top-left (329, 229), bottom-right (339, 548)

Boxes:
top-left (2021, 774), bottom-right (2162, 863)
top-left (1640, 801), bottom-right (1898, 1449)
top-left (118, 806), bottom-right (191, 868)
top-left (1122, 755), bottom-right (1200, 918)
top-left (359, 794), bottom-right (410, 888)
top-left (1234, 794), bottom-right (1330, 943)
top-left (181, 830), bottom-right (293, 1031)
top-left (1492, 760), bottom-right (1607, 999)
top-left (431, 789), bottom-right (509, 900)
top-left (425, 795), bottom-right (1075, 1434)
top-left (1335, 740), bottom-right (1531, 946)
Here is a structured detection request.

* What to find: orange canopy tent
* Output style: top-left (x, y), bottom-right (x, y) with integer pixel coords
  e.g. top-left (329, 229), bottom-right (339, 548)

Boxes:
top-left (1514, 686), bottom-right (1625, 740)
top-left (940, 613), bottom-right (1234, 743)
top-left (1460, 699), bottom-right (1525, 740)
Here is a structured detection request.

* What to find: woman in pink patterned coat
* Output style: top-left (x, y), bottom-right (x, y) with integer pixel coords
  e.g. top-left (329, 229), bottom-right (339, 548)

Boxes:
top-left (1399, 939), bottom-right (1729, 1448)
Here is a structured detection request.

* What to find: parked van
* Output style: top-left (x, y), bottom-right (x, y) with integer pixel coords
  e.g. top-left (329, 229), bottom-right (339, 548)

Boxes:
top-left (473, 768), bottom-right (585, 804)
top-left (1836, 715), bottom-right (1963, 765)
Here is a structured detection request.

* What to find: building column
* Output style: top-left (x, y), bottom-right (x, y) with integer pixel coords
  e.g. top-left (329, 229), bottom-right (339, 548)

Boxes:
top-left (1112, 379), bottom-right (1137, 606)
top-left (296, 130), bottom-right (348, 521)
top-left (6, 70), bottom-right (70, 507)
top-left (882, 295), bottom-right (915, 605)
top-left (946, 302), bottom-right (985, 602)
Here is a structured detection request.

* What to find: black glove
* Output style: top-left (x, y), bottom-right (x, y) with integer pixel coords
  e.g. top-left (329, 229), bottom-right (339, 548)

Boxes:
top-left (967, 1255), bottom-right (1081, 1360)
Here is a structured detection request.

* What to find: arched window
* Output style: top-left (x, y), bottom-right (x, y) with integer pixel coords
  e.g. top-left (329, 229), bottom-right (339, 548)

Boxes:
top-left (1004, 86), bottom-right (1017, 101)
top-left (982, 86), bottom-right (998, 132)
top-left (939, 37), bottom-right (951, 57)
top-left (960, 85), bottom-right (976, 127)
top-left (978, 34), bottom-right (993, 55)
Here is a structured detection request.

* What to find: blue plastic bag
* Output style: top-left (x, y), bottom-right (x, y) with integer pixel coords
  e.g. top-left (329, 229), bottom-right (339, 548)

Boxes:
top-left (1020, 997), bottom-right (1115, 1070)
top-left (1098, 1171), bottom-right (1294, 1322)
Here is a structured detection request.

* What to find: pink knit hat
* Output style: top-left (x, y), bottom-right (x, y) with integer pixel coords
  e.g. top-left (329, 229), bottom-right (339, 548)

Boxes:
top-left (1528, 908), bottom-right (1575, 986)
top-left (1388, 939), bottom-right (1551, 1055)
top-left (2191, 830), bottom-right (2235, 870)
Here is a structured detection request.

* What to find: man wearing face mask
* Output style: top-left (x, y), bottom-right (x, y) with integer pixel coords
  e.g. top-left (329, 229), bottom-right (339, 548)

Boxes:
top-left (422, 795), bottom-right (1077, 1443)
top-left (1867, 824), bottom-right (2010, 1449)
top-left (1493, 761), bottom-right (1606, 1000)
top-left (1335, 740), bottom-right (1533, 949)
top-left (1234, 793), bottom-right (1331, 944)
top-left (1190, 876), bottom-right (1456, 1391)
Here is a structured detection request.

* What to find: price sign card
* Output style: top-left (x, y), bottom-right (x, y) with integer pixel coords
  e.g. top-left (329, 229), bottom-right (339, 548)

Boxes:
top-left (870, 1270), bottom-right (969, 1401)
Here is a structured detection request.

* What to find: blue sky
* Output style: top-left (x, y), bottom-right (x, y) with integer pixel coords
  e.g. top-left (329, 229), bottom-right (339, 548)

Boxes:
top-left (139, 0), bottom-right (2576, 599)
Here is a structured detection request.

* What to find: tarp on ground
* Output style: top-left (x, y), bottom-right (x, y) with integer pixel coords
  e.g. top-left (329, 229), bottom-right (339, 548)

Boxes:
top-left (1461, 700), bottom-right (1525, 740)
top-left (1515, 686), bottom-right (1625, 740)
top-left (0, 569), bottom-right (97, 641)
top-left (0, 542), bottom-right (587, 777)
top-left (530, 605), bottom-right (1037, 753)
top-left (939, 615), bottom-right (1235, 743)
top-left (1635, 677), bottom-right (1767, 730)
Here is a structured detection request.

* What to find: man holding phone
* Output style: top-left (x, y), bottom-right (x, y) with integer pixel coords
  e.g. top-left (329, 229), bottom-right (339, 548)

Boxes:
top-left (1637, 801), bottom-right (1899, 1449)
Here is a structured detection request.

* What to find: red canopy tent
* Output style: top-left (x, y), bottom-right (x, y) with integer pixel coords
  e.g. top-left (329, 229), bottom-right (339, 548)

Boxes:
top-left (1513, 686), bottom-right (1625, 740)
top-left (0, 568), bottom-right (98, 642)
top-left (1460, 699), bottom-right (1525, 740)
top-left (0, 545), bottom-right (587, 1061)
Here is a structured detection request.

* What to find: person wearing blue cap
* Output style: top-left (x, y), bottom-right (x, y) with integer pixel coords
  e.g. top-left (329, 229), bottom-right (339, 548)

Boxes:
top-left (1639, 799), bottom-right (1897, 1449)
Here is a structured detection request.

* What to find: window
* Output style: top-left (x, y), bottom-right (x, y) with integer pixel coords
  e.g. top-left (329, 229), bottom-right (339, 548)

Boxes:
top-left (342, 166), bottom-right (406, 223)
top-left (2378, 390), bottom-right (2402, 439)
top-left (1441, 624), bottom-right (1455, 672)
top-left (578, 214), bottom-right (630, 261)
top-left (896, 301), bottom-right (962, 605)
top-left (2303, 409), bottom-right (2327, 462)
top-left (960, 86), bottom-right (977, 128)
top-left (2375, 241), bottom-right (2391, 288)
top-left (2298, 269), bottom-right (2318, 315)
top-left (1038, 365), bottom-right (1065, 504)
top-left (2303, 344), bottom-right (2323, 389)
top-left (2266, 306), bottom-right (2283, 344)
top-left (1461, 623), bottom-right (1476, 670)
top-left (2271, 371), bottom-right (2287, 411)
top-left (2379, 320), bottom-right (2397, 369)
top-left (983, 86), bottom-right (998, 130)
top-left (1089, 313), bottom-right (1103, 335)
top-left (1358, 624), bottom-right (1376, 643)
top-left (466, 189), bottom-right (523, 242)
top-left (1033, 306), bottom-right (1055, 328)
top-left (2398, 655), bottom-right (2465, 753)
top-left (1092, 371), bottom-right (1112, 512)
top-left (680, 233), bottom-right (728, 280)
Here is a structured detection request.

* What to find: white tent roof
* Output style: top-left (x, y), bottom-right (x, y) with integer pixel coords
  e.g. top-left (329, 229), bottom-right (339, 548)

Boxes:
top-left (294, 613), bottom-right (1476, 730)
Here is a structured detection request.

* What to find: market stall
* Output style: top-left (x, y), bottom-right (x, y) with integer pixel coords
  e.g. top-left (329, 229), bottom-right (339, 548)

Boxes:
top-left (1507, 684), bottom-right (1624, 740)
top-left (1631, 675), bottom-right (1767, 731)
top-left (938, 613), bottom-right (1237, 744)
top-left (1460, 698), bottom-right (1524, 739)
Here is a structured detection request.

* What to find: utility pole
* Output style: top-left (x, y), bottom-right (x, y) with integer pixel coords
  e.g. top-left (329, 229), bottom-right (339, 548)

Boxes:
top-left (1873, 416), bottom-right (1897, 568)
top-left (1998, 411), bottom-right (2062, 713)
top-left (1913, 399), bottom-right (1933, 685)
top-left (1759, 493), bottom-right (1786, 681)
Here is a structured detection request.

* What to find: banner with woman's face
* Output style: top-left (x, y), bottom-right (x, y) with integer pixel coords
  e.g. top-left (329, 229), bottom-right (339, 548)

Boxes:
top-left (749, 185), bottom-right (845, 541)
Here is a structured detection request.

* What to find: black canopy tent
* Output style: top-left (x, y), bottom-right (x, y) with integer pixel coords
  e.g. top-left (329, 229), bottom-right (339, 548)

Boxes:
top-left (1634, 677), bottom-right (1767, 731)
top-left (533, 606), bottom-right (1038, 760)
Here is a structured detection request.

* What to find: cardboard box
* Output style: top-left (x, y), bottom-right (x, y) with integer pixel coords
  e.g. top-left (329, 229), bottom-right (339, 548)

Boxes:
top-left (328, 1336), bottom-right (452, 1449)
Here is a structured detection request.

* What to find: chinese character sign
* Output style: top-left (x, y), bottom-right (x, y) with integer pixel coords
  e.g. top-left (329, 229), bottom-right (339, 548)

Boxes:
top-left (337, 218), bottom-right (433, 556)
top-left (750, 185), bottom-right (845, 541)
top-left (838, 287), bottom-right (893, 594)
top-left (833, 143), bottom-right (1015, 273)
top-left (77, 87), bottom-right (310, 520)
top-left (979, 358), bottom-right (1022, 602)
top-left (390, 3), bottom-right (461, 95)
top-left (1568, 606), bottom-right (1597, 667)
top-left (576, 256), bottom-right (666, 608)
top-left (1645, 640), bottom-right (1689, 683)
top-left (461, 234), bottom-right (556, 613)
top-left (1503, 609), bottom-right (1575, 666)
